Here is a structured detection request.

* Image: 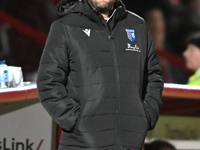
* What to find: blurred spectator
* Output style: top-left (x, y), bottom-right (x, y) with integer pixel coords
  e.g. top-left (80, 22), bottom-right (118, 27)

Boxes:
top-left (169, 0), bottom-right (181, 5)
top-left (190, 0), bottom-right (200, 14)
top-left (145, 8), bottom-right (166, 50)
top-left (144, 140), bottom-right (176, 150)
top-left (183, 33), bottom-right (200, 86)
top-left (167, 0), bottom-right (200, 56)
top-left (145, 7), bottom-right (174, 83)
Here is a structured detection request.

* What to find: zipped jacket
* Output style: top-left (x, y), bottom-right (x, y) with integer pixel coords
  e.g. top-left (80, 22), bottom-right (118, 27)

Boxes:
top-left (37, 0), bottom-right (163, 150)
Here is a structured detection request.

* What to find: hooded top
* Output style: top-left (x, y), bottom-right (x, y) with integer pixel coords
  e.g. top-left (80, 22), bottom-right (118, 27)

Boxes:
top-left (56, 0), bottom-right (127, 24)
top-left (56, 0), bottom-right (82, 16)
top-left (56, 0), bottom-right (122, 15)
top-left (37, 0), bottom-right (163, 150)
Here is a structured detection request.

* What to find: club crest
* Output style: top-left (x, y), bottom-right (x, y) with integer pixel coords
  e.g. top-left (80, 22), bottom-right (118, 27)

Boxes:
top-left (125, 29), bottom-right (136, 42)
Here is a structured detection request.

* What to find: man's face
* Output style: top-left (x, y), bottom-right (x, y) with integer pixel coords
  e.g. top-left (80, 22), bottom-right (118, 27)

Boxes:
top-left (88, 0), bottom-right (115, 13)
top-left (183, 44), bottom-right (200, 71)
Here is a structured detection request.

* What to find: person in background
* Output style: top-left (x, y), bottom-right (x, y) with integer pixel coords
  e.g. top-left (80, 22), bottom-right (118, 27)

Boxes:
top-left (183, 33), bottom-right (200, 86)
top-left (186, 0), bottom-right (200, 15)
top-left (37, 0), bottom-right (164, 149)
top-left (168, 0), bottom-right (200, 56)
top-left (144, 140), bottom-right (176, 150)
top-left (145, 8), bottom-right (166, 50)
top-left (145, 7), bottom-right (174, 83)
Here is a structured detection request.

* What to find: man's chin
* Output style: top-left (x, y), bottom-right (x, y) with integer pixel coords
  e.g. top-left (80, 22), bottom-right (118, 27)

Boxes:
top-left (96, 6), bottom-right (110, 13)
top-left (96, 3), bottom-right (109, 9)
top-left (187, 65), bottom-right (195, 72)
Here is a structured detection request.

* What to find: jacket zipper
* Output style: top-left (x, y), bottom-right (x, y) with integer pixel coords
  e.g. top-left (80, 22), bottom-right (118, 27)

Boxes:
top-left (98, 9), bottom-right (121, 149)
top-left (104, 23), bottom-right (121, 150)
top-left (111, 38), bottom-right (121, 150)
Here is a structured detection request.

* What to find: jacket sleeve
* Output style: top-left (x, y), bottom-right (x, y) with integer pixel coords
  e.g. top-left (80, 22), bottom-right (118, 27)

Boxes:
top-left (143, 24), bottom-right (164, 131)
top-left (36, 20), bottom-right (80, 131)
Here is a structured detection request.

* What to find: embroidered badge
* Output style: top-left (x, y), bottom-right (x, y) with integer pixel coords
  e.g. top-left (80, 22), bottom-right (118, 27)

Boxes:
top-left (125, 29), bottom-right (136, 42)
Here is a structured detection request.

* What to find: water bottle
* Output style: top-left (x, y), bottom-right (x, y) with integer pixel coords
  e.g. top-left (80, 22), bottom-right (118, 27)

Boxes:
top-left (0, 60), bottom-right (9, 89)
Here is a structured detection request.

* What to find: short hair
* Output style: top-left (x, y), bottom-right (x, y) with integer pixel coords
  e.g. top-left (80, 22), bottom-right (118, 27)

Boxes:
top-left (144, 140), bottom-right (176, 150)
top-left (188, 33), bottom-right (200, 49)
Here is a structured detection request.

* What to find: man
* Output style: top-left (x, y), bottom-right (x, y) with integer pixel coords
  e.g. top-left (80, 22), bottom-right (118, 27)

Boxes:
top-left (183, 33), bottom-right (200, 86)
top-left (36, 0), bottom-right (163, 150)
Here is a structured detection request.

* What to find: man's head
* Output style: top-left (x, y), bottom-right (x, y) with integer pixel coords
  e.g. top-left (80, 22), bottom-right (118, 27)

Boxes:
top-left (88, 0), bottom-right (115, 14)
top-left (144, 140), bottom-right (176, 150)
top-left (183, 33), bottom-right (200, 72)
top-left (145, 8), bottom-right (165, 50)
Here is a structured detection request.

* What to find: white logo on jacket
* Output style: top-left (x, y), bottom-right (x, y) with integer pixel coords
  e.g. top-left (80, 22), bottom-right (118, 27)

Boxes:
top-left (126, 43), bottom-right (141, 52)
top-left (83, 29), bottom-right (91, 37)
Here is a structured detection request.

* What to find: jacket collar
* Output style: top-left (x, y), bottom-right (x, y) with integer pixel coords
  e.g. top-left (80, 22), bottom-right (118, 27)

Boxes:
top-left (56, 0), bottom-right (127, 27)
